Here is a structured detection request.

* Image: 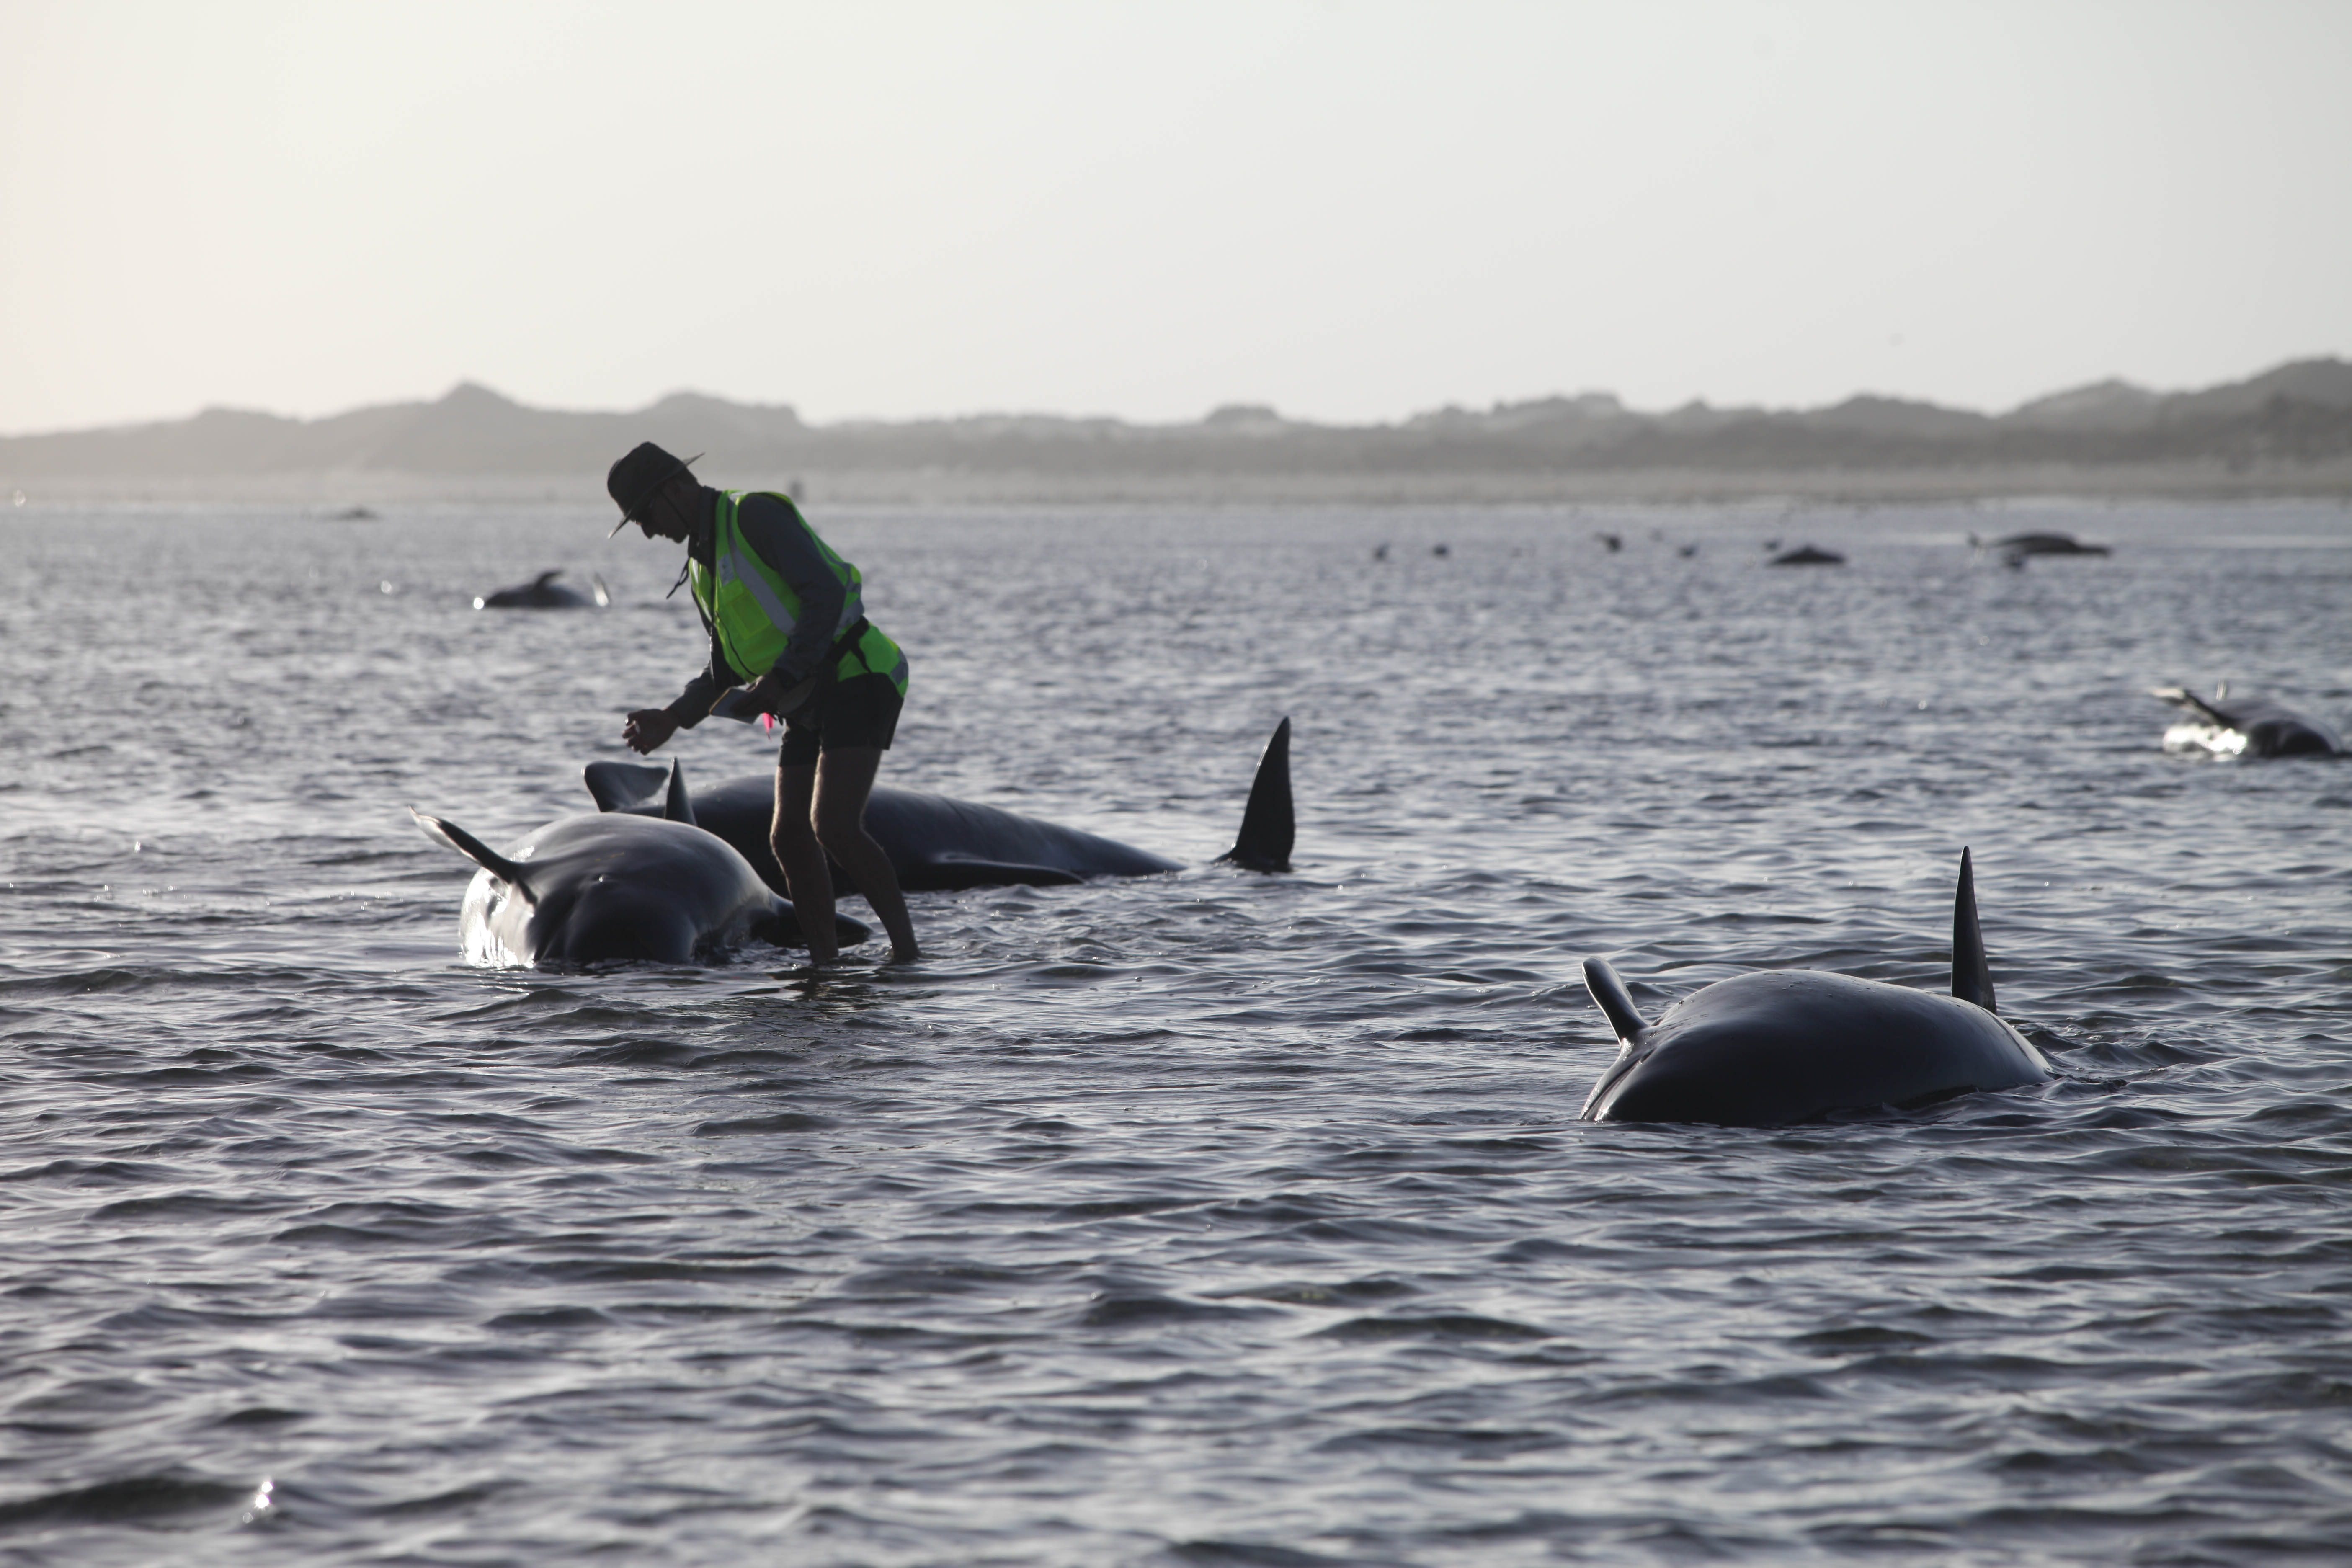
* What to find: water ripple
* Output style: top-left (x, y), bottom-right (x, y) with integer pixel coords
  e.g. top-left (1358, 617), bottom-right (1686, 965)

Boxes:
top-left (0, 501), bottom-right (2348, 1562)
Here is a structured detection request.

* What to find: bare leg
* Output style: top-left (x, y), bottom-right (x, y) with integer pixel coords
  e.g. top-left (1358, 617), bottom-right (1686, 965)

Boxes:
top-left (769, 762), bottom-right (840, 963)
top-left (810, 745), bottom-right (921, 962)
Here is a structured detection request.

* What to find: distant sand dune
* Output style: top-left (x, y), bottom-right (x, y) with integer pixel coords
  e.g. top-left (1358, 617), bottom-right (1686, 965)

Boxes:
top-left (7, 360), bottom-right (2352, 504)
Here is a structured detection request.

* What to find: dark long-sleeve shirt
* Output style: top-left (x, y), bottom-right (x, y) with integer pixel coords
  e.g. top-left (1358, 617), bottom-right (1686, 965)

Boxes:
top-left (665, 489), bottom-right (851, 728)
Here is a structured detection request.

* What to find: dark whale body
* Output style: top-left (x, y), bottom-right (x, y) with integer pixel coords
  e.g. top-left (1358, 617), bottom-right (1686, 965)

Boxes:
top-left (411, 775), bottom-right (867, 966)
top-left (1578, 850), bottom-right (2050, 1126)
top-left (2153, 686), bottom-right (2344, 758)
top-left (475, 570), bottom-right (610, 609)
top-left (607, 774), bottom-right (1184, 892)
top-left (1971, 530), bottom-right (2110, 568)
top-left (584, 719), bottom-right (1295, 895)
top-left (1768, 544), bottom-right (1845, 567)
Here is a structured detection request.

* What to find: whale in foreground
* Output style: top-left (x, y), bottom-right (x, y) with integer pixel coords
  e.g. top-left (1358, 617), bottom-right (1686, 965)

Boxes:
top-left (2152, 685), bottom-right (2344, 758)
top-left (584, 718), bottom-right (1295, 895)
top-left (411, 766), bottom-right (868, 965)
top-left (1578, 850), bottom-right (2050, 1126)
top-left (474, 570), bottom-right (611, 609)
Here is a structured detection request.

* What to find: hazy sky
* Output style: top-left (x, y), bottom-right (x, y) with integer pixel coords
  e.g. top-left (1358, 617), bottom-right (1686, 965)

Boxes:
top-left (4, 0), bottom-right (2348, 434)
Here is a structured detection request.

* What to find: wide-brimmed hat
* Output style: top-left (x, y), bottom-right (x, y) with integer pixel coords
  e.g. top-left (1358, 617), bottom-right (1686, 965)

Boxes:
top-left (606, 442), bottom-right (703, 536)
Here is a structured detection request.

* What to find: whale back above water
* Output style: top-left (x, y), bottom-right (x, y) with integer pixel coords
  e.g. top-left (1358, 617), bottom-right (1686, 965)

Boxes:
top-left (1969, 530), bottom-right (2112, 567)
top-left (2152, 685), bottom-right (2345, 758)
top-left (584, 718), bottom-right (1295, 895)
top-left (411, 788), bottom-right (867, 965)
top-left (474, 570), bottom-right (611, 610)
top-left (1578, 849), bottom-right (2051, 1126)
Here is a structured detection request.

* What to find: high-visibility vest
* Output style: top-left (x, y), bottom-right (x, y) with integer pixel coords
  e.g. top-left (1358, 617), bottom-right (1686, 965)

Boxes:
top-left (688, 492), bottom-right (908, 694)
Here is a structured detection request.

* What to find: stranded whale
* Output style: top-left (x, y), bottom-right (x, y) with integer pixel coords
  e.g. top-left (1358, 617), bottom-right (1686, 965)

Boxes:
top-left (583, 718), bottom-right (1295, 895)
top-left (411, 764), bottom-right (869, 965)
top-left (1577, 850), bottom-right (2050, 1126)
top-left (2151, 685), bottom-right (2345, 758)
top-left (474, 570), bottom-right (611, 610)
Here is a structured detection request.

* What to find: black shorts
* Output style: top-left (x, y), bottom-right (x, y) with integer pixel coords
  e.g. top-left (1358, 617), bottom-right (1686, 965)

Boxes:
top-left (778, 672), bottom-right (903, 767)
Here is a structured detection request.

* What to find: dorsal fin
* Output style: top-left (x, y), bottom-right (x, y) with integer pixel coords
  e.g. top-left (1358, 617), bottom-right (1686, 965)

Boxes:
top-left (663, 757), bottom-right (695, 824)
top-left (583, 759), bottom-right (672, 815)
top-left (1216, 717), bottom-right (1294, 873)
top-left (531, 569), bottom-right (562, 589)
top-left (1581, 958), bottom-right (1650, 1045)
top-left (1950, 846), bottom-right (1996, 1014)
top-left (410, 808), bottom-right (538, 904)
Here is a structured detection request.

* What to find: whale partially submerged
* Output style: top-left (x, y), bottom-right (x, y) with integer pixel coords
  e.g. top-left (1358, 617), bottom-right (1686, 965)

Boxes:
top-left (410, 765), bottom-right (868, 965)
top-left (584, 719), bottom-right (1296, 895)
top-left (1577, 850), bottom-right (2051, 1126)
top-left (2152, 685), bottom-right (2344, 758)
top-left (1767, 544), bottom-right (1845, 567)
top-left (474, 570), bottom-right (611, 609)
top-left (1969, 530), bottom-right (2111, 569)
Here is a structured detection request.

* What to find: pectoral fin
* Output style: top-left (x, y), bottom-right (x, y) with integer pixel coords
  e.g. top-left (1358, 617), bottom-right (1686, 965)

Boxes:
top-left (2151, 685), bottom-right (2232, 729)
top-left (1581, 957), bottom-right (1651, 1046)
top-left (410, 808), bottom-right (538, 905)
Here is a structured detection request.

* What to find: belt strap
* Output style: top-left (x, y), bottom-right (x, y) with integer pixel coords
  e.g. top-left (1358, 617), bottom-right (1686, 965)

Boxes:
top-left (823, 617), bottom-right (872, 675)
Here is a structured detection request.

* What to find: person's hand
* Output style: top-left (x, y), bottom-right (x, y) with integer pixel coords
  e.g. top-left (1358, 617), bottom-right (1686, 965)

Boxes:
top-left (623, 708), bottom-right (680, 754)
top-left (746, 671), bottom-right (817, 718)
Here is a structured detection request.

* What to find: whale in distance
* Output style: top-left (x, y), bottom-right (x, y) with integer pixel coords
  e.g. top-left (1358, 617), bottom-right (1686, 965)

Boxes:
top-left (2151, 685), bottom-right (2344, 758)
top-left (1767, 544), bottom-right (1845, 567)
top-left (1969, 530), bottom-right (2111, 569)
top-left (474, 570), bottom-right (611, 609)
top-left (1578, 850), bottom-right (2051, 1126)
top-left (410, 763), bottom-right (869, 965)
top-left (584, 718), bottom-right (1296, 895)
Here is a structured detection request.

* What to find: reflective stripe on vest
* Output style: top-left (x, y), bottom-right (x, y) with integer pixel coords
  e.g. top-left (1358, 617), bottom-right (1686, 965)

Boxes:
top-left (689, 493), bottom-right (907, 694)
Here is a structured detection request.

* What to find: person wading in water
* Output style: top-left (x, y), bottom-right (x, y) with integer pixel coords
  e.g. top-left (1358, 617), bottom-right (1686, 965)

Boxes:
top-left (608, 442), bottom-right (919, 963)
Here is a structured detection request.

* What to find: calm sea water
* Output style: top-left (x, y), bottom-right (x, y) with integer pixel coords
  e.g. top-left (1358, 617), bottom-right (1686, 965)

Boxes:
top-left (3, 497), bottom-right (2349, 1566)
